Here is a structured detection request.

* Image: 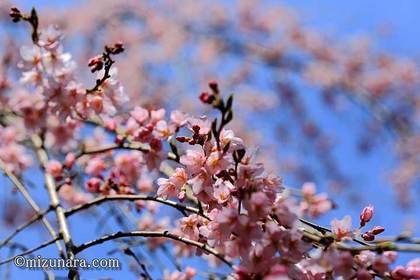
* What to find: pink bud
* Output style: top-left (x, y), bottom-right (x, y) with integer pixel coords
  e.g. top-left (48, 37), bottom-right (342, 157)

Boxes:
top-left (90, 96), bottom-right (103, 114)
top-left (113, 41), bottom-right (124, 54)
top-left (391, 266), bottom-right (412, 279)
top-left (88, 55), bottom-right (104, 72)
top-left (360, 204), bottom-right (374, 227)
top-left (176, 136), bottom-right (187, 143)
top-left (47, 160), bottom-right (63, 179)
top-left (383, 251), bottom-right (397, 263)
top-left (369, 226), bottom-right (385, 235)
top-left (85, 177), bottom-right (102, 193)
top-left (199, 92), bottom-right (215, 104)
top-left (208, 80), bottom-right (219, 93)
top-left (361, 232), bottom-right (375, 241)
top-left (356, 269), bottom-right (373, 280)
top-left (150, 138), bottom-right (162, 151)
top-left (114, 135), bottom-right (124, 145)
top-left (185, 267), bottom-right (196, 278)
top-left (105, 119), bottom-right (117, 131)
top-left (64, 153), bottom-right (75, 169)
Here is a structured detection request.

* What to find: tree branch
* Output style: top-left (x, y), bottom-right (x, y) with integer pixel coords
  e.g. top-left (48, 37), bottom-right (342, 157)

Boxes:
top-left (0, 235), bottom-right (61, 266)
top-left (31, 134), bottom-right (79, 280)
top-left (65, 194), bottom-right (208, 219)
top-left (74, 230), bottom-right (233, 267)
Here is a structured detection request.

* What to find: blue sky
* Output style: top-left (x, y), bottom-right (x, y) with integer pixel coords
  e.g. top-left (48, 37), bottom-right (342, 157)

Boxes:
top-left (1, 1), bottom-right (419, 279)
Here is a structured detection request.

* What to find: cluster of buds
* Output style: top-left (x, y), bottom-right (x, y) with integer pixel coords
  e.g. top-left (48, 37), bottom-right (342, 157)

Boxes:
top-left (176, 124), bottom-right (208, 146)
top-left (88, 42), bottom-right (124, 73)
top-left (9, 7), bottom-right (22, 22)
top-left (105, 41), bottom-right (124, 55)
top-left (88, 55), bottom-right (104, 73)
top-left (199, 80), bottom-right (219, 105)
top-left (361, 226), bottom-right (385, 241)
top-left (9, 7), bottom-right (39, 43)
top-left (359, 205), bottom-right (385, 241)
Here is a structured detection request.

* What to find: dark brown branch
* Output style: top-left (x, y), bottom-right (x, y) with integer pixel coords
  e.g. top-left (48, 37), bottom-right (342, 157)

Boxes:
top-left (74, 230), bottom-right (233, 267)
top-left (65, 194), bottom-right (208, 219)
top-left (0, 235), bottom-right (61, 266)
top-left (75, 142), bottom-right (149, 159)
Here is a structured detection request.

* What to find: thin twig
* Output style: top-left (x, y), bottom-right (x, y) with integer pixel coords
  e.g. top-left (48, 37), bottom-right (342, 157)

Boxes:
top-left (0, 235), bottom-right (61, 266)
top-left (65, 195), bottom-right (207, 219)
top-left (75, 142), bottom-right (149, 159)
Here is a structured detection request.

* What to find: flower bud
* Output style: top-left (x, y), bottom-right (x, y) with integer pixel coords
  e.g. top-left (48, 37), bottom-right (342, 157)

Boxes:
top-left (64, 153), bottom-right (75, 169)
top-left (360, 204), bottom-right (374, 227)
top-left (88, 55), bottom-right (104, 72)
top-left (199, 92), bottom-right (214, 104)
top-left (47, 160), bottom-right (63, 179)
top-left (369, 226), bottom-right (385, 235)
top-left (85, 177), bottom-right (101, 193)
top-left (176, 136), bottom-right (187, 143)
top-left (391, 266), bottom-right (411, 279)
top-left (208, 80), bottom-right (219, 93)
top-left (150, 138), bottom-right (162, 151)
top-left (361, 232), bottom-right (375, 241)
top-left (114, 135), bottom-right (124, 145)
top-left (9, 7), bottom-right (22, 22)
top-left (113, 41), bottom-right (124, 54)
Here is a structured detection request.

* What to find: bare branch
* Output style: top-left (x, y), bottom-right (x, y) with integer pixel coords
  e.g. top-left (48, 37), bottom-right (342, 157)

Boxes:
top-left (65, 194), bottom-right (207, 219)
top-left (0, 235), bottom-right (61, 266)
top-left (75, 230), bottom-right (233, 267)
top-left (75, 142), bottom-right (149, 159)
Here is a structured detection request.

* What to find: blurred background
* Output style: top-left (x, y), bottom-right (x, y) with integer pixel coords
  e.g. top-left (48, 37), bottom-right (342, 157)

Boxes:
top-left (0, 0), bottom-right (419, 279)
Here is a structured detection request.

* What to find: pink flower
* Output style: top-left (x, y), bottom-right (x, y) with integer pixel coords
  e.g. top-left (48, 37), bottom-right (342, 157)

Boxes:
top-left (243, 192), bottom-right (271, 220)
top-left (150, 108), bottom-right (165, 124)
top-left (180, 149), bottom-right (206, 174)
top-left (177, 214), bottom-right (200, 240)
top-left (85, 157), bottom-right (107, 176)
top-left (302, 182), bottom-right (316, 197)
top-left (38, 25), bottom-right (62, 50)
top-left (130, 106), bottom-right (149, 124)
top-left (205, 151), bottom-right (230, 174)
top-left (219, 129), bottom-right (244, 150)
top-left (156, 178), bottom-right (178, 199)
top-left (136, 177), bottom-right (154, 193)
top-left (156, 168), bottom-right (187, 199)
top-left (154, 120), bottom-right (173, 138)
top-left (170, 110), bottom-right (188, 127)
top-left (88, 95), bottom-right (104, 114)
top-left (360, 204), bottom-right (374, 227)
top-left (186, 116), bottom-right (211, 135)
top-left (331, 215), bottom-right (353, 241)
top-left (213, 179), bottom-right (233, 204)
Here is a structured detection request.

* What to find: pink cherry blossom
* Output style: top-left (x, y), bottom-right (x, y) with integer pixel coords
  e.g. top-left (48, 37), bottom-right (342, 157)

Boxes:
top-left (331, 215), bottom-right (353, 241)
